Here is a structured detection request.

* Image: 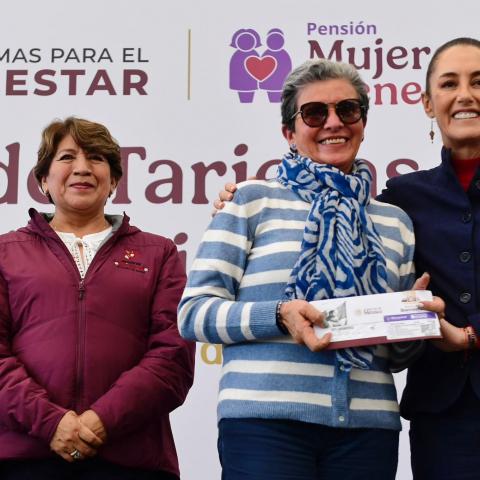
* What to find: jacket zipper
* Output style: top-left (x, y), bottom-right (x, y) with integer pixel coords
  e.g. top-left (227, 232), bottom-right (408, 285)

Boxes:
top-left (72, 232), bottom-right (123, 411)
top-left (78, 279), bottom-right (85, 300)
top-left (75, 279), bottom-right (86, 411)
top-left (43, 219), bottom-right (126, 411)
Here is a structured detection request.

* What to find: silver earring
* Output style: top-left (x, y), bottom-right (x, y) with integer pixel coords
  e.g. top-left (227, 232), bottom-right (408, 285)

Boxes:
top-left (429, 119), bottom-right (435, 143)
top-left (289, 143), bottom-right (297, 153)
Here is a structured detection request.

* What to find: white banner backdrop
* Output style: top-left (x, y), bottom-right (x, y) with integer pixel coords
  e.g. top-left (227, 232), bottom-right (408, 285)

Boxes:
top-left (1, 1), bottom-right (479, 478)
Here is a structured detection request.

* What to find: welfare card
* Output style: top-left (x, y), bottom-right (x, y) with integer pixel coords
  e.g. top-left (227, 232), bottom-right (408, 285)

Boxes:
top-left (312, 290), bottom-right (441, 350)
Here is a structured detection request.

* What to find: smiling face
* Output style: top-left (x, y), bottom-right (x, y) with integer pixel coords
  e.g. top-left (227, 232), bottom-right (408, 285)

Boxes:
top-left (41, 134), bottom-right (116, 218)
top-left (283, 79), bottom-right (365, 173)
top-left (423, 44), bottom-right (480, 158)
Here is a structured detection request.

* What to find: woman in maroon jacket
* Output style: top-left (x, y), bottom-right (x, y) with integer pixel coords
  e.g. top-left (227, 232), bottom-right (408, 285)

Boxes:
top-left (0, 117), bottom-right (195, 480)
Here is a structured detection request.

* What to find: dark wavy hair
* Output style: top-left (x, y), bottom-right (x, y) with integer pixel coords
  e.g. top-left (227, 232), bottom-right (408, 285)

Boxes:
top-left (34, 117), bottom-right (122, 202)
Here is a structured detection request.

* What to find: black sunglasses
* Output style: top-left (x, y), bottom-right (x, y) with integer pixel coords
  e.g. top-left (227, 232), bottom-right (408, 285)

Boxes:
top-left (291, 99), bottom-right (366, 128)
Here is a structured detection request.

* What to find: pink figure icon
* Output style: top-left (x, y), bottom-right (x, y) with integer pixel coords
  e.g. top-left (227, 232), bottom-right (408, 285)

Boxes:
top-left (229, 29), bottom-right (261, 103)
top-left (259, 29), bottom-right (292, 103)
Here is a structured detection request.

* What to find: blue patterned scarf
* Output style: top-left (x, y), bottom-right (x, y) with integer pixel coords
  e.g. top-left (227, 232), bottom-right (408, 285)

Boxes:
top-left (277, 151), bottom-right (388, 371)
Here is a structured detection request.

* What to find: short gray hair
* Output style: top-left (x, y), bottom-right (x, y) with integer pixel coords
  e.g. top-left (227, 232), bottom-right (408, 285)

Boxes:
top-left (281, 59), bottom-right (369, 131)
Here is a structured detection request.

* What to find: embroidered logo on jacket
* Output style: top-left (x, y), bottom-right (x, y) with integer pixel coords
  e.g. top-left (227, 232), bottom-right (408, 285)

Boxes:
top-left (114, 249), bottom-right (149, 273)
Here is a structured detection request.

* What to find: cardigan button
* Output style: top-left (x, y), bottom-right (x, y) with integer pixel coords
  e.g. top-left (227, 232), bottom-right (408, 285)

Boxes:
top-left (459, 251), bottom-right (472, 263)
top-left (462, 212), bottom-right (472, 223)
top-left (460, 292), bottom-right (472, 304)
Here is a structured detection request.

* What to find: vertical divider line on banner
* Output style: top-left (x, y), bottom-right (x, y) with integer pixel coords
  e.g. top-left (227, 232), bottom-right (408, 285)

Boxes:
top-left (187, 29), bottom-right (192, 100)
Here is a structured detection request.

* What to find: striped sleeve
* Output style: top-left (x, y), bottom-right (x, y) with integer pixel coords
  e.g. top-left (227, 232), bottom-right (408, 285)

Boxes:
top-left (369, 200), bottom-right (416, 291)
top-left (396, 208), bottom-right (416, 291)
top-left (178, 187), bottom-right (281, 344)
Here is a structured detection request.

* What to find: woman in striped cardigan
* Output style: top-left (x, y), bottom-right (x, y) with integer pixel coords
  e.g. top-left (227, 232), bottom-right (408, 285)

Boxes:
top-left (178, 59), bottom-right (442, 480)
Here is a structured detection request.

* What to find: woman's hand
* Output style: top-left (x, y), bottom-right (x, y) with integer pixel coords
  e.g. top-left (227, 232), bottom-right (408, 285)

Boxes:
top-left (49, 410), bottom-right (103, 462)
top-left (419, 295), bottom-right (467, 352)
top-left (279, 300), bottom-right (331, 352)
top-left (79, 409), bottom-right (107, 443)
top-left (412, 272), bottom-right (430, 290)
top-left (432, 318), bottom-right (469, 352)
top-left (212, 183), bottom-right (237, 216)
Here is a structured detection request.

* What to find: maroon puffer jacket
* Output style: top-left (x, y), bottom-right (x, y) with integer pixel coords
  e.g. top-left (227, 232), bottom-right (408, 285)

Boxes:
top-left (0, 209), bottom-right (195, 477)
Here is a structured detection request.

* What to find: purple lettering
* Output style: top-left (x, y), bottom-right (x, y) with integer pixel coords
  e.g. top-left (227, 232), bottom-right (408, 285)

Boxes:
top-left (412, 47), bottom-right (431, 69)
top-left (308, 40), bottom-right (343, 60)
top-left (191, 161), bottom-right (227, 204)
top-left (386, 46), bottom-right (408, 69)
top-left (145, 159), bottom-right (183, 203)
top-left (33, 70), bottom-right (57, 96)
top-left (401, 82), bottom-right (422, 105)
top-left (0, 143), bottom-right (20, 203)
top-left (256, 159), bottom-right (280, 180)
top-left (123, 70), bottom-right (148, 95)
top-left (347, 45), bottom-right (371, 70)
top-left (61, 70), bottom-right (86, 95)
top-left (372, 38), bottom-right (384, 79)
top-left (359, 158), bottom-right (377, 198)
top-left (174, 232), bottom-right (188, 270)
top-left (373, 83), bottom-right (398, 105)
top-left (112, 147), bottom-right (146, 204)
top-left (27, 169), bottom-right (49, 204)
top-left (86, 69), bottom-right (116, 95)
top-left (6, 70), bottom-right (28, 95)
top-left (387, 159), bottom-right (419, 179)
